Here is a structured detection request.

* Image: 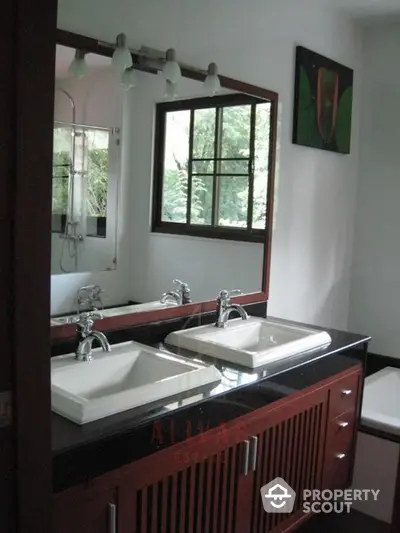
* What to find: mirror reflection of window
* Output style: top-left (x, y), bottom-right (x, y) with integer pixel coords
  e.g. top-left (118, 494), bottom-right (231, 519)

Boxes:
top-left (86, 128), bottom-right (110, 238)
top-left (51, 124), bottom-right (111, 239)
top-left (52, 125), bottom-right (72, 233)
top-left (155, 94), bottom-right (272, 242)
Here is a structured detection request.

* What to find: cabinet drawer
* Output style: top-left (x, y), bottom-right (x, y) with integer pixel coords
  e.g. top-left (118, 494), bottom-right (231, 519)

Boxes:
top-left (323, 430), bottom-right (353, 490)
top-left (326, 411), bottom-right (355, 452)
top-left (323, 453), bottom-right (352, 490)
top-left (328, 372), bottom-right (360, 420)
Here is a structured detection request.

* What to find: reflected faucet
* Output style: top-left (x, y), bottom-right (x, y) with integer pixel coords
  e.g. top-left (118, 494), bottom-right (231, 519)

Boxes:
top-left (73, 311), bottom-right (111, 362)
top-left (161, 279), bottom-right (192, 305)
top-left (77, 284), bottom-right (104, 313)
top-left (215, 289), bottom-right (248, 328)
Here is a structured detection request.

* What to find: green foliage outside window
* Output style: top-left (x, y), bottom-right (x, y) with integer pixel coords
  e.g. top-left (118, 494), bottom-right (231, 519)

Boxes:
top-left (87, 148), bottom-right (109, 218)
top-left (52, 150), bottom-right (70, 214)
top-left (161, 101), bottom-right (270, 230)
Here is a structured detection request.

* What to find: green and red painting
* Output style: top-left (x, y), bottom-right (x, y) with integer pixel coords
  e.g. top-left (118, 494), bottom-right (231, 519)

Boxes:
top-left (292, 46), bottom-right (353, 154)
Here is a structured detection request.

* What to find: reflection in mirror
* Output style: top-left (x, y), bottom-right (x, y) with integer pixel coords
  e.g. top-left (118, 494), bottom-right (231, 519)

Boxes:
top-left (51, 41), bottom-right (275, 323)
top-left (52, 46), bottom-right (120, 274)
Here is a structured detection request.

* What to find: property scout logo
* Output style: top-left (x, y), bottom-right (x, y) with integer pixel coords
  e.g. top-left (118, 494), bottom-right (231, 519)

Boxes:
top-left (260, 478), bottom-right (380, 514)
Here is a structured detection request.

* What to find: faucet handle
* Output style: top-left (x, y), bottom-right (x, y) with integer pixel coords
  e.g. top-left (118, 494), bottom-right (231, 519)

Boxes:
top-left (217, 289), bottom-right (243, 312)
top-left (70, 309), bottom-right (104, 323)
top-left (173, 279), bottom-right (188, 289)
top-left (228, 289), bottom-right (243, 298)
top-left (83, 310), bottom-right (104, 321)
top-left (71, 309), bottom-right (104, 337)
top-left (217, 289), bottom-right (242, 305)
top-left (173, 279), bottom-right (192, 304)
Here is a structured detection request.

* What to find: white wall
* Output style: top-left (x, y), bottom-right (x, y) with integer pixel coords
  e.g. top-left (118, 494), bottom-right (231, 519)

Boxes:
top-left (51, 67), bottom-right (129, 314)
top-left (57, 0), bottom-right (363, 329)
top-left (349, 24), bottom-right (400, 356)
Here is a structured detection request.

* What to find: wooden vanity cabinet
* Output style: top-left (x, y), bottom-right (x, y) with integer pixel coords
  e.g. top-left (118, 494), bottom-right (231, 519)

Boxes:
top-left (53, 365), bottom-right (362, 533)
top-left (53, 483), bottom-right (117, 533)
top-left (322, 368), bottom-right (362, 490)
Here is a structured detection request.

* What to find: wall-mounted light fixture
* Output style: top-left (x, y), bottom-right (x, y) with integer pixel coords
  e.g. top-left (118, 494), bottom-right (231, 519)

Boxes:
top-left (121, 65), bottom-right (137, 91)
top-left (164, 79), bottom-right (177, 100)
top-left (162, 48), bottom-right (181, 84)
top-left (68, 50), bottom-right (88, 79)
top-left (70, 35), bottom-right (222, 101)
top-left (112, 33), bottom-right (133, 72)
top-left (204, 62), bottom-right (220, 96)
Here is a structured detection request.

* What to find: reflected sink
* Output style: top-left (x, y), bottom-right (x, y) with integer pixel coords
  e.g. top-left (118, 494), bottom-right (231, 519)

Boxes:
top-left (165, 317), bottom-right (332, 369)
top-left (101, 300), bottom-right (178, 318)
top-left (51, 300), bottom-right (178, 326)
top-left (51, 341), bottom-right (221, 424)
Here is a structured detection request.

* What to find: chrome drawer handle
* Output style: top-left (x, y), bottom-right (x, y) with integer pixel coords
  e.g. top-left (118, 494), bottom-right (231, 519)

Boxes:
top-left (336, 453), bottom-right (347, 460)
top-left (249, 436), bottom-right (258, 472)
top-left (241, 440), bottom-right (250, 476)
top-left (338, 421), bottom-right (349, 430)
top-left (108, 503), bottom-right (117, 533)
top-left (341, 389), bottom-right (352, 397)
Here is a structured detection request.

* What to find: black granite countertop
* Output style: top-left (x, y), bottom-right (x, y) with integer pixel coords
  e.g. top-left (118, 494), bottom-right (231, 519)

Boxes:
top-left (52, 313), bottom-right (370, 492)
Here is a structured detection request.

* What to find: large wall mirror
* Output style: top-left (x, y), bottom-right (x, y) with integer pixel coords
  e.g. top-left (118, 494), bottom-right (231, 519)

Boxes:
top-left (51, 30), bottom-right (278, 340)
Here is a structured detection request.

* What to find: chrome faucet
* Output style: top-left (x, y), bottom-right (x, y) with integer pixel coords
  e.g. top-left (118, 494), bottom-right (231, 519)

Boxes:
top-left (215, 289), bottom-right (248, 328)
top-left (73, 311), bottom-right (111, 362)
top-left (161, 279), bottom-right (192, 305)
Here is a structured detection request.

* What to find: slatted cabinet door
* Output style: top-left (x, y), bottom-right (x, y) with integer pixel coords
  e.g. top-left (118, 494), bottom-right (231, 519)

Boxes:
top-left (248, 386), bottom-right (329, 533)
top-left (118, 420), bottom-right (253, 533)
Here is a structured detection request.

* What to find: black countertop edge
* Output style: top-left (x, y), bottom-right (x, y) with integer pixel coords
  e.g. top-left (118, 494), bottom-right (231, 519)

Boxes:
top-left (359, 423), bottom-right (400, 444)
top-left (52, 313), bottom-right (370, 492)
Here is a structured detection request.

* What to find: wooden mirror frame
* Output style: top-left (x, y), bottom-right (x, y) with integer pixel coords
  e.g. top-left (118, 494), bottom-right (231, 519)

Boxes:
top-left (51, 29), bottom-right (278, 342)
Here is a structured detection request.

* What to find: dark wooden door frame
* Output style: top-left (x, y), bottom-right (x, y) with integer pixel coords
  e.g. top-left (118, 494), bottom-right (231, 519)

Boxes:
top-left (2, 0), bottom-right (57, 532)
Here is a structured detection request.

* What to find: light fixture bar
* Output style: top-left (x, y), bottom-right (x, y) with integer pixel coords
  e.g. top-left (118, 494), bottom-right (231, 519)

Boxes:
top-left (54, 120), bottom-right (119, 134)
top-left (96, 40), bottom-right (207, 78)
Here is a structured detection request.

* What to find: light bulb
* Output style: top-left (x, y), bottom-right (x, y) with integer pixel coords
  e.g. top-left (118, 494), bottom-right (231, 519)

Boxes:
top-left (162, 48), bottom-right (181, 84)
top-left (121, 67), bottom-right (137, 91)
top-left (204, 62), bottom-right (220, 96)
top-left (68, 50), bottom-right (88, 79)
top-left (112, 33), bottom-right (133, 72)
top-left (164, 80), bottom-right (177, 100)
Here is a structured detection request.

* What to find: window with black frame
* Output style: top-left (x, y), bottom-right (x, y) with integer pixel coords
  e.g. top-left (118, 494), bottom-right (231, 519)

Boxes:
top-left (152, 93), bottom-right (272, 242)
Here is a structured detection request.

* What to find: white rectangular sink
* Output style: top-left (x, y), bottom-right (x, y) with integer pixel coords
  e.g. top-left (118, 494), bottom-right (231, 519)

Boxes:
top-left (165, 317), bottom-right (332, 369)
top-left (51, 341), bottom-right (221, 424)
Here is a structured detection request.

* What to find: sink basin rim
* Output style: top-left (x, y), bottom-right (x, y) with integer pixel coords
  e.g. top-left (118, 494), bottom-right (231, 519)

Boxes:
top-left (51, 341), bottom-right (222, 424)
top-left (165, 317), bottom-right (332, 368)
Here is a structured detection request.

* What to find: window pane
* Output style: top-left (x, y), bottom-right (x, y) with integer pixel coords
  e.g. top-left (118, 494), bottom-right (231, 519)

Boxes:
top-left (162, 110), bottom-right (190, 223)
top-left (193, 108), bottom-right (216, 159)
top-left (53, 126), bottom-right (73, 154)
top-left (52, 126), bottom-right (71, 221)
top-left (217, 176), bottom-right (249, 228)
top-left (191, 175), bottom-right (213, 225)
top-left (52, 153), bottom-right (69, 215)
top-left (221, 105), bottom-right (251, 159)
top-left (86, 130), bottom-right (109, 222)
top-left (192, 159), bottom-right (213, 174)
top-left (253, 102), bottom-right (271, 229)
top-left (219, 159), bottom-right (249, 175)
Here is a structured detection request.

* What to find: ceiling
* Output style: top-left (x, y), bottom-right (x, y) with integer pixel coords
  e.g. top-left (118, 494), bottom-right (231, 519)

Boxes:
top-left (55, 45), bottom-right (111, 79)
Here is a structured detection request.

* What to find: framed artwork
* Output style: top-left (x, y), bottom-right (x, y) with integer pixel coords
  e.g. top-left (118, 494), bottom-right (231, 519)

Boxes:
top-left (292, 46), bottom-right (354, 154)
